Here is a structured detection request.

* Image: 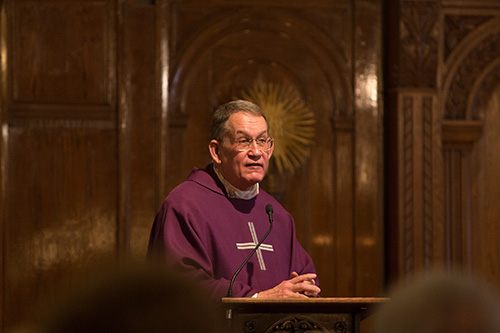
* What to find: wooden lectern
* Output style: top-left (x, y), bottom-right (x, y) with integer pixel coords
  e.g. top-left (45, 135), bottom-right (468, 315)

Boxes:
top-left (221, 297), bottom-right (388, 333)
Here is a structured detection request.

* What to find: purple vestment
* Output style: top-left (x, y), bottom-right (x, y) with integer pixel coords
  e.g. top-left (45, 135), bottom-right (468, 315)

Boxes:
top-left (147, 164), bottom-right (317, 299)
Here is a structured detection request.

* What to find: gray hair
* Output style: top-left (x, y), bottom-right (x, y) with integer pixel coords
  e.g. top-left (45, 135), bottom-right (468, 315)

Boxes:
top-left (210, 100), bottom-right (269, 140)
top-left (374, 270), bottom-right (500, 333)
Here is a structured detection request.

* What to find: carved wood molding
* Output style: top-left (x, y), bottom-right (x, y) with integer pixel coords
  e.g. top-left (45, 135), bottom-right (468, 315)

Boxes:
top-left (165, 4), bottom-right (354, 117)
top-left (444, 14), bottom-right (493, 61)
top-left (400, 1), bottom-right (439, 88)
top-left (402, 95), bottom-right (415, 273)
top-left (469, 62), bottom-right (500, 119)
top-left (400, 92), bottom-right (443, 273)
top-left (264, 316), bottom-right (330, 333)
top-left (422, 96), bottom-right (434, 267)
top-left (330, 116), bottom-right (354, 132)
top-left (442, 120), bottom-right (483, 149)
top-left (444, 18), bottom-right (500, 120)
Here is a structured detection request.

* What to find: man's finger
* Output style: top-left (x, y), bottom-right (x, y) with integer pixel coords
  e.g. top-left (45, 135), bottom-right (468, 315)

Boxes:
top-left (291, 273), bottom-right (317, 283)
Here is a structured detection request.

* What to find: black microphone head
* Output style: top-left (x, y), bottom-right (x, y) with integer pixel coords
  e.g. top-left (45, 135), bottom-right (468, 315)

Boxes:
top-left (265, 204), bottom-right (273, 215)
top-left (265, 204), bottom-right (274, 224)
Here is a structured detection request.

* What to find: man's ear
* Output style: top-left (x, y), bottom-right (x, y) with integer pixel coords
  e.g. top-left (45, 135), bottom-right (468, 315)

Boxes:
top-left (208, 140), bottom-right (222, 164)
top-left (267, 143), bottom-right (274, 159)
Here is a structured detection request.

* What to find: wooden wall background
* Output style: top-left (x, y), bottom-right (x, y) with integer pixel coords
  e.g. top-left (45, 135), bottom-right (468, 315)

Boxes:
top-left (384, 0), bottom-right (500, 288)
top-left (0, 0), bottom-right (499, 331)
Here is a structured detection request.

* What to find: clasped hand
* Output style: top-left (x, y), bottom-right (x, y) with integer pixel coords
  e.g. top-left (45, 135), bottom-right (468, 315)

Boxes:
top-left (256, 272), bottom-right (320, 298)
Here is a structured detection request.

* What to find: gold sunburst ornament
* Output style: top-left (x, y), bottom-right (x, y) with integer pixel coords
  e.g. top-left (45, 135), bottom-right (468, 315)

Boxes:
top-left (239, 82), bottom-right (316, 174)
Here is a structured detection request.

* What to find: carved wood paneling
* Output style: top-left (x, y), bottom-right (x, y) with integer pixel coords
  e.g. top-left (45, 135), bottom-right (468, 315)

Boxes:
top-left (397, 92), bottom-right (443, 275)
top-left (402, 95), bottom-right (415, 273)
top-left (4, 127), bottom-right (118, 326)
top-left (353, 0), bottom-right (384, 297)
top-left (265, 316), bottom-right (329, 333)
top-left (469, 64), bottom-right (500, 118)
top-left (469, 88), bottom-right (500, 284)
top-left (386, 1), bottom-right (500, 291)
top-left (440, 86), bottom-right (500, 284)
top-left (444, 15), bottom-right (492, 61)
top-left (0, 0), bottom-right (385, 330)
top-left (443, 148), bottom-right (468, 265)
top-left (399, 1), bottom-right (439, 88)
top-left (1, 0), bottom-right (121, 330)
top-left (440, 7), bottom-right (500, 284)
top-left (128, 5), bottom-right (158, 258)
top-left (444, 23), bottom-right (500, 119)
top-left (10, 1), bottom-right (114, 108)
top-left (422, 96), bottom-right (434, 267)
top-left (330, 117), bottom-right (355, 296)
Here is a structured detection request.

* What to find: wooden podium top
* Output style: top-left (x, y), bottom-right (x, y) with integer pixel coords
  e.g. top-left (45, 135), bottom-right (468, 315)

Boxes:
top-left (222, 297), bottom-right (387, 305)
top-left (221, 297), bottom-right (389, 318)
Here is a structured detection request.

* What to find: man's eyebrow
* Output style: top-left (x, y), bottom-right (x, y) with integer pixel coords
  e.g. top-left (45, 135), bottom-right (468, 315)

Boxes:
top-left (235, 129), bottom-right (268, 137)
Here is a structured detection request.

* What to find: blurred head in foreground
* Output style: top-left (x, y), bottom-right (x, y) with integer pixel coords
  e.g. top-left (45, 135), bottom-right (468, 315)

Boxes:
top-left (374, 270), bottom-right (500, 333)
top-left (36, 263), bottom-right (226, 333)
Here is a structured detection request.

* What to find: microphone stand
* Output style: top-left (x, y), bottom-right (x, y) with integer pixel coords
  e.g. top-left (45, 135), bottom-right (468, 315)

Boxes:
top-left (227, 205), bottom-right (274, 297)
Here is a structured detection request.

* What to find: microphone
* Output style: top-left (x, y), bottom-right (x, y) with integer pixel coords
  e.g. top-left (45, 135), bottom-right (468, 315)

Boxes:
top-left (265, 204), bottom-right (273, 223)
top-left (227, 204), bottom-right (274, 297)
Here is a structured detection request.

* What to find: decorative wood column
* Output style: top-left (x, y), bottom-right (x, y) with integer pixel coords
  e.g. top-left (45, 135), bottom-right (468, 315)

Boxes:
top-left (385, 0), bottom-right (444, 281)
top-left (392, 90), bottom-right (445, 277)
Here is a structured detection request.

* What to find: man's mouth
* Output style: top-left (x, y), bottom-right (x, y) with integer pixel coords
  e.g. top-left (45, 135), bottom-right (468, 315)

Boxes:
top-left (246, 163), bottom-right (262, 168)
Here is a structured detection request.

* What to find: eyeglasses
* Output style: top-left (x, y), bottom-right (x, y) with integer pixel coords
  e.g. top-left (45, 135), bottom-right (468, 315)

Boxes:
top-left (233, 137), bottom-right (274, 152)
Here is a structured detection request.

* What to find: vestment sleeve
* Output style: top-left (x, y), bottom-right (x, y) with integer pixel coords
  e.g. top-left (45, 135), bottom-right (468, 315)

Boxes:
top-left (289, 215), bottom-right (319, 286)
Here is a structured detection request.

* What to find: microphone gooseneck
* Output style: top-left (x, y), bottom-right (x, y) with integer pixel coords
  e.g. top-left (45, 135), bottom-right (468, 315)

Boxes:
top-left (227, 204), bottom-right (274, 297)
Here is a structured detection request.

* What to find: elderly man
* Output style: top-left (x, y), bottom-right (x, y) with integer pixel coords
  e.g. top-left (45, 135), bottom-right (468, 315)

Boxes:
top-left (148, 100), bottom-right (320, 299)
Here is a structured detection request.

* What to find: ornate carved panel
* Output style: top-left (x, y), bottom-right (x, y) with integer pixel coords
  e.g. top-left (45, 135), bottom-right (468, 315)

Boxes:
top-left (399, 1), bottom-right (439, 88)
top-left (444, 15), bottom-right (493, 60)
top-left (440, 9), bottom-right (500, 282)
top-left (396, 92), bottom-right (443, 275)
top-left (235, 312), bottom-right (352, 333)
top-left (265, 316), bottom-right (329, 332)
top-left (443, 16), bottom-right (500, 120)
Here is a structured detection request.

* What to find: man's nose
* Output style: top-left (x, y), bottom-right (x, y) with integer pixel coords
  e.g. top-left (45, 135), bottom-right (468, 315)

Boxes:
top-left (247, 140), bottom-right (263, 154)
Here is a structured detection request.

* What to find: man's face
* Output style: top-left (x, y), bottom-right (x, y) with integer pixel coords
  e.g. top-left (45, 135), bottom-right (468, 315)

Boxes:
top-left (209, 112), bottom-right (273, 191)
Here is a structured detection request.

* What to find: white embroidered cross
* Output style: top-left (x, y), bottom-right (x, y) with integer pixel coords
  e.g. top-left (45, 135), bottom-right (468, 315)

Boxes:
top-left (236, 222), bottom-right (274, 271)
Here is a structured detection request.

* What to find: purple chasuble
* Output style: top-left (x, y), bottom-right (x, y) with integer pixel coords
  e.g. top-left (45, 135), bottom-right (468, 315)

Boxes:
top-left (147, 164), bottom-right (317, 299)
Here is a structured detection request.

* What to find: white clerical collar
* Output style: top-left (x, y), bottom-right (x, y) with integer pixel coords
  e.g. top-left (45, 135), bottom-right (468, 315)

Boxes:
top-left (213, 164), bottom-right (259, 200)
